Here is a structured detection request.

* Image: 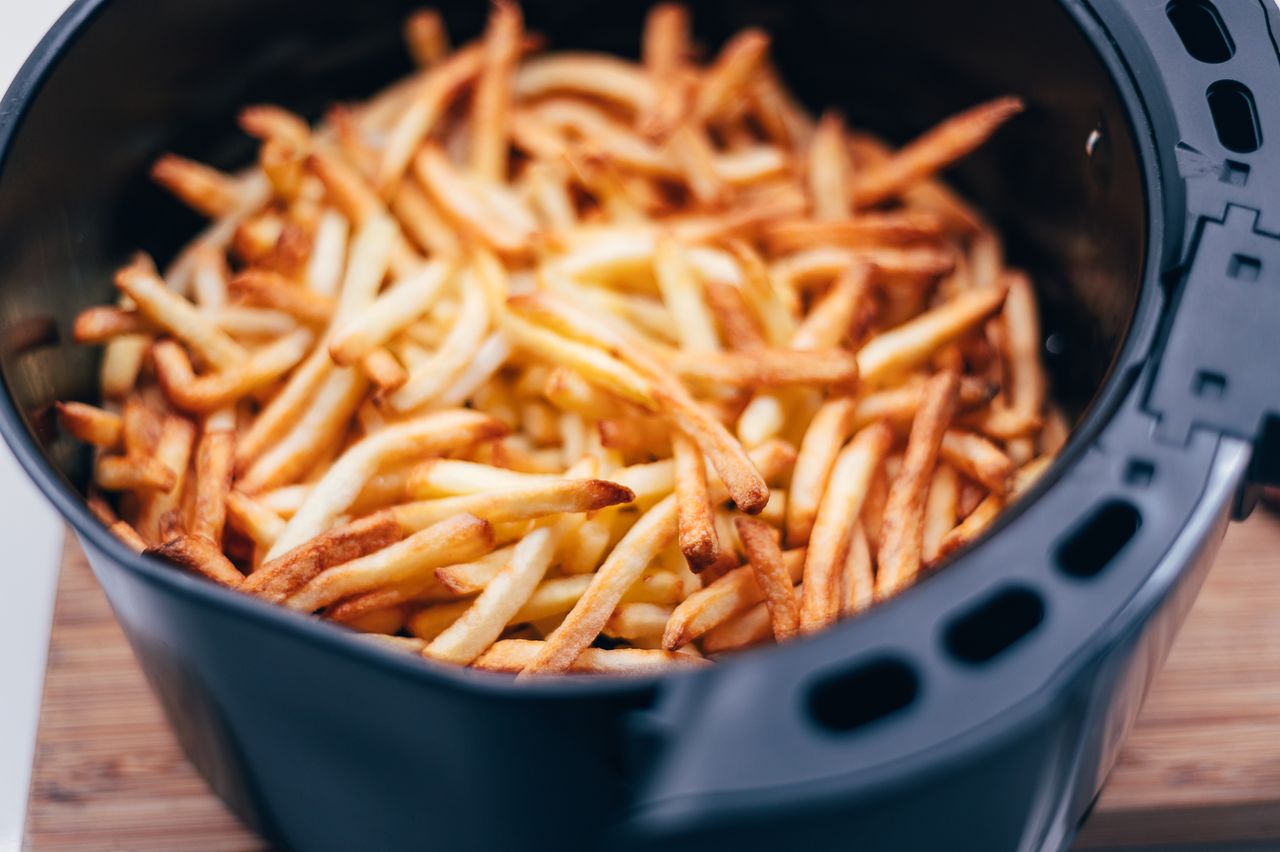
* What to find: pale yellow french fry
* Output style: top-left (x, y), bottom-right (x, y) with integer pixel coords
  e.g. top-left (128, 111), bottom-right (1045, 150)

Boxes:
top-left (786, 396), bottom-right (856, 547)
top-left (408, 459), bottom-right (558, 497)
top-left (469, 1), bottom-right (523, 182)
top-left (329, 260), bottom-right (453, 365)
top-left (390, 478), bottom-right (636, 533)
top-left (653, 233), bottom-right (720, 352)
top-left (389, 277), bottom-right (489, 411)
top-left (808, 111), bottom-right (852, 220)
top-left (939, 430), bottom-right (1014, 494)
top-left (839, 523), bottom-right (874, 618)
top-left (693, 28), bottom-right (769, 124)
top-left (56, 402), bottom-right (123, 449)
top-left (115, 257), bottom-right (247, 370)
top-left (152, 330), bottom-right (313, 413)
top-left (922, 463), bottom-right (960, 565)
top-left (474, 639), bottom-right (707, 674)
top-left (604, 602), bottom-right (673, 642)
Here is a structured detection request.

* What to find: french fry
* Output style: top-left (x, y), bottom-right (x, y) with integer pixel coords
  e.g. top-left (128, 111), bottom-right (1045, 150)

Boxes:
top-left (135, 415), bottom-right (197, 544)
top-left (702, 279), bottom-right (765, 352)
top-left (56, 402), bottom-right (123, 449)
top-left (939, 430), bottom-right (1014, 494)
top-left (286, 513), bottom-right (494, 612)
top-left (404, 8), bottom-right (450, 68)
top-left (409, 459), bottom-right (557, 497)
top-left (664, 347), bottom-right (859, 389)
top-left (857, 284), bottom-right (1008, 385)
top-left (425, 523), bottom-right (558, 665)
top-left (663, 548), bottom-right (805, 649)
top-left (229, 270), bottom-right (336, 325)
top-left (470, 1), bottom-right (523, 182)
top-left (191, 426), bottom-right (235, 546)
top-left (761, 211), bottom-right (946, 254)
top-left (978, 272), bottom-right (1046, 438)
top-left (672, 429), bottom-right (719, 571)
top-left (109, 520), bottom-right (149, 554)
top-left (226, 490), bottom-right (287, 548)
top-left (638, 2), bottom-right (691, 136)
top-left (115, 257), bottom-right (247, 370)
top-left (808, 112), bottom-right (852, 221)
top-left (95, 453), bottom-right (176, 493)
top-left (876, 370), bottom-right (960, 598)
top-left (604, 602), bottom-right (673, 642)
top-left (413, 146), bottom-right (533, 255)
top-left (736, 517), bottom-right (800, 642)
top-left (921, 463), bottom-right (959, 565)
top-left (786, 396), bottom-right (855, 546)
top-left (389, 278), bottom-right (490, 411)
top-left (390, 477), bottom-right (635, 533)
top-left (362, 348), bottom-right (409, 394)
top-left (653, 234), bottom-right (720, 352)
top-left (152, 330), bottom-right (313, 413)
top-left (800, 421), bottom-right (893, 632)
top-left (839, 523), bottom-right (874, 617)
top-left (267, 409), bottom-right (506, 558)
top-left (853, 96), bottom-right (1025, 208)
top-left (693, 28), bottom-right (770, 125)
top-left (852, 375), bottom-right (997, 430)
top-left (100, 335), bottom-right (151, 399)
top-left (514, 53), bottom-right (657, 114)
top-left (474, 639), bottom-right (707, 674)
top-left (241, 510), bottom-right (402, 602)
top-left (151, 155), bottom-right (244, 219)
top-left (330, 260), bottom-right (453, 364)
top-left (73, 306), bottom-right (155, 343)
top-left (146, 534), bottom-right (244, 587)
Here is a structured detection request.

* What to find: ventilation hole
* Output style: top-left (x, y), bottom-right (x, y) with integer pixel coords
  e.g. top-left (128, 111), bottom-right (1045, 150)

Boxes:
top-left (1167, 0), bottom-right (1236, 63)
top-left (1194, 370), bottom-right (1227, 399)
top-left (1228, 254), bottom-right (1261, 282)
top-left (1220, 160), bottom-right (1250, 186)
top-left (1207, 81), bottom-right (1262, 153)
top-left (807, 657), bottom-right (919, 733)
top-left (943, 586), bottom-right (1045, 665)
top-left (1124, 459), bottom-right (1156, 488)
top-left (1056, 500), bottom-right (1142, 579)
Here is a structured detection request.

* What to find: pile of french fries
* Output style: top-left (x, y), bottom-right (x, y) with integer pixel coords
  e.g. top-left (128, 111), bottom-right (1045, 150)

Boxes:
top-left (56, 2), bottom-right (1067, 676)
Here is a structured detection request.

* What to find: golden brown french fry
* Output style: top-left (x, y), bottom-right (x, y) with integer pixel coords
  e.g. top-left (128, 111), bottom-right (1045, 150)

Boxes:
top-left (152, 330), bottom-right (312, 413)
top-left (413, 146), bottom-right (533, 255)
top-left (390, 477), bottom-right (635, 533)
top-left (800, 421), bottom-right (894, 632)
top-left (694, 28), bottom-right (770, 125)
top-left (852, 376), bottom-right (997, 430)
top-left (404, 8), bottom-right (450, 68)
top-left (939, 430), bottom-right (1014, 494)
top-left (362, 348), bottom-right (409, 394)
top-left (672, 429), bottom-right (719, 572)
top-left (94, 453), bottom-right (176, 493)
top-left (723, 239), bottom-right (797, 347)
top-left (474, 639), bottom-right (707, 674)
top-left (663, 549), bottom-right (804, 649)
top-left (664, 347), bottom-right (859, 389)
top-left (667, 123), bottom-right (725, 206)
top-left (286, 513), bottom-right (494, 612)
top-left (702, 279), bottom-right (766, 352)
top-left (736, 517), bottom-right (800, 642)
top-left (151, 155), bottom-right (243, 219)
top-left (376, 43), bottom-right (487, 194)
top-left (839, 522), bottom-right (874, 618)
top-left (470, 1), bottom-right (523, 182)
top-left (978, 272), bottom-right (1046, 438)
top-left (857, 284), bottom-right (1008, 385)
top-left (109, 520), bottom-right (149, 554)
top-left (145, 534), bottom-right (244, 587)
top-left (100, 335), bottom-right (151, 399)
top-left (515, 53), bottom-right (657, 113)
top-left (57, 401), bottom-right (123, 449)
top-left (267, 410), bottom-right (505, 559)
top-left (330, 261), bottom-right (453, 365)
top-left (229, 269), bottom-right (336, 325)
top-left (653, 233), bottom-right (720, 352)
top-left (238, 104), bottom-right (311, 148)
top-left (190, 426), bottom-right (234, 546)
top-left (425, 523), bottom-right (559, 665)
top-left (240, 510), bottom-right (402, 602)
top-left (761, 211), bottom-right (946, 254)
top-left (808, 111), bottom-right (852, 221)
top-left (786, 396), bottom-right (856, 546)
top-left (409, 460), bottom-right (557, 498)
top-left (853, 96), bottom-right (1025, 208)
top-left (921, 463), bottom-right (959, 565)
top-left (389, 279), bottom-right (489, 411)
top-left (638, 2), bottom-right (691, 136)
top-left (876, 370), bottom-right (960, 599)
top-left (135, 415), bottom-right (197, 544)
top-left (604, 602), bottom-right (673, 642)
top-left (502, 314), bottom-right (657, 409)
top-left (72, 306), bottom-right (155, 343)
top-left (115, 257), bottom-right (247, 370)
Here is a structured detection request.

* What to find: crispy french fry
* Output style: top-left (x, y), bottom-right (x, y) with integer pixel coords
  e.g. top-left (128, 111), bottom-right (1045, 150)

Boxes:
top-left (702, 279), bottom-right (765, 352)
top-left (939, 430), bottom-right (1014, 494)
top-left (330, 261), bottom-right (453, 364)
top-left (921, 463), bottom-right (959, 565)
top-left (286, 513), bottom-right (494, 612)
top-left (694, 28), bottom-right (769, 125)
top-left (664, 347), bottom-right (859, 389)
top-left (135, 415), bottom-right (197, 544)
top-left (737, 517), bottom-right (800, 642)
top-left (663, 548), bottom-right (805, 649)
top-left (414, 145), bottom-right (534, 255)
top-left (146, 534), bottom-right (244, 587)
top-left (389, 278), bottom-right (489, 411)
top-left (653, 234), bottom-right (720, 352)
top-left (854, 97), bottom-right (1025, 208)
top-left (152, 330), bottom-right (312, 413)
top-left (191, 426), bottom-right (234, 546)
top-left (604, 602), bottom-right (673, 642)
top-left (978, 272), bottom-right (1046, 438)
top-left (404, 9), bottom-right (450, 68)
top-left (515, 53), bottom-right (657, 114)
top-left (876, 371), bottom-right (960, 598)
top-left (808, 112), bottom-right (852, 220)
top-left (638, 2), bottom-right (691, 136)
top-left (151, 155), bottom-right (243, 219)
top-left (57, 402), bottom-right (123, 449)
top-left (761, 211), bottom-right (946, 255)
top-left (241, 510), bottom-right (402, 602)
top-left (474, 639), bottom-right (707, 674)
top-left (786, 396), bottom-right (855, 546)
top-left (73, 306), bottom-right (155, 343)
top-left (800, 421), bottom-right (893, 632)
top-left (390, 477), bottom-right (635, 533)
top-left (408, 459), bottom-right (557, 497)
top-left (470, 1), bottom-right (524, 182)
top-left (229, 270), bottom-right (336, 325)
top-left (116, 257), bottom-right (247, 370)
top-left (267, 410), bottom-right (505, 558)
top-left (672, 429), bottom-right (719, 571)
top-left (839, 523), bottom-right (874, 618)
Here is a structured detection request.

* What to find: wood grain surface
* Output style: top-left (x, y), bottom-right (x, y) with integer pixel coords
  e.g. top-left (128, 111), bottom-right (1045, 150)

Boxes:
top-left (25, 513), bottom-right (1280, 850)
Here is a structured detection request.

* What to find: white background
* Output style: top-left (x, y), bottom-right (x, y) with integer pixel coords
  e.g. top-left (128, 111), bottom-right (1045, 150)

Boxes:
top-left (0, 3), bottom-right (79, 851)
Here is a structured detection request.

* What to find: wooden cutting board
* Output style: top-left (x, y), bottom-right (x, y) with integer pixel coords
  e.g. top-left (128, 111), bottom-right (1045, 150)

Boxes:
top-left (25, 513), bottom-right (1280, 850)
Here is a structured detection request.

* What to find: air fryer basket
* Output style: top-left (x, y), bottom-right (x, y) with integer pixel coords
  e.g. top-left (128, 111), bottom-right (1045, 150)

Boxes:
top-left (2, 1), bottom-right (1279, 850)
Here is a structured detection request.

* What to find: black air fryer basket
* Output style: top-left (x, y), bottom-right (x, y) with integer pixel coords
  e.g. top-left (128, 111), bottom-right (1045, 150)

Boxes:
top-left (3, 1), bottom-right (1279, 850)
